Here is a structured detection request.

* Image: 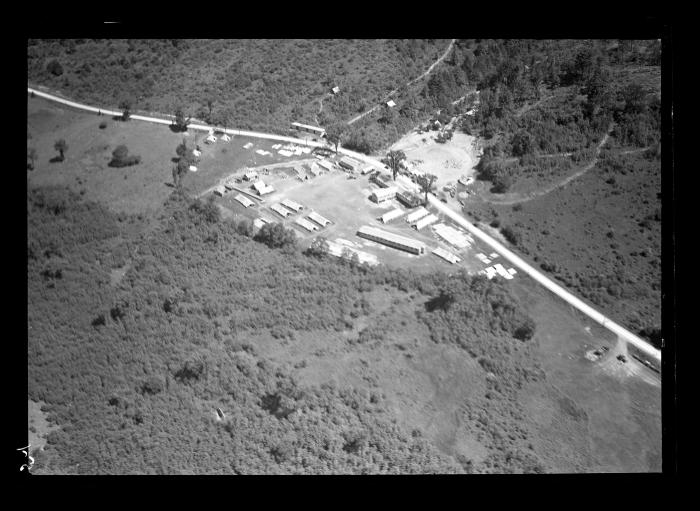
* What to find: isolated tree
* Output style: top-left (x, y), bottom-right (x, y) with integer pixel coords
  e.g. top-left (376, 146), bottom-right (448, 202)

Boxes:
top-left (173, 107), bottom-right (192, 132)
top-left (325, 122), bottom-right (347, 153)
top-left (27, 147), bottom-right (37, 170)
top-left (176, 138), bottom-right (191, 161)
top-left (416, 173), bottom-right (438, 205)
top-left (109, 145), bottom-right (141, 167)
top-left (307, 236), bottom-right (330, 258)
top-left (205, 96), bottom-right (216, 122)
top-left (386, 150), bottom-right (407, 181)
top-left (118, 97), bottom-right (134, 121)
top-left (54, 139), bottom-right (68, 161)
top-left (173, 158), bottom-right (189, 187)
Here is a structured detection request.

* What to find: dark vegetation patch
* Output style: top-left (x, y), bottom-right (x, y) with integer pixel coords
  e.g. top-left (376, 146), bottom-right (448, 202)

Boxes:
top-left (28, 185), bottom-right (547, 474)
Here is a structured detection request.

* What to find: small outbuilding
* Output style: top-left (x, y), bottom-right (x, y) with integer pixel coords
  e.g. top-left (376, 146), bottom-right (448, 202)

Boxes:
top-left (234, 194), bottom-right (255, 208)
top-left (271, 203), bottom-right (291, 218)
top-left (371, 186), bottom-right (398, 203)
top-left (386, 100), bottom-right (396, 108)
top-left (308, 211), bottom-right (331, 227)
top-left (281, 199), bottom-right (304, 213)
top-left (252, 180), bottom-right (275, 196)
top-left (213, 185), bottom-right (226, 196)
top-left (331, 86), bottom-right (340, 95)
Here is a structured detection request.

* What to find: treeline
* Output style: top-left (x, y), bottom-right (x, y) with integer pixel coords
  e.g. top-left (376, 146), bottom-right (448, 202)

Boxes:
top-left (28, 185), bottom-right (545, 473)
top-left (27, 39), bottom-right (448, 136)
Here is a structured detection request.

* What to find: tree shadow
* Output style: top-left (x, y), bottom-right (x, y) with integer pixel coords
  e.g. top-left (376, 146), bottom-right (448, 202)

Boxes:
top-left (171, 157), bottom-right (180, 163)
top-left (424, 291), bottom-right (454, 312)
top-left (164, 182), bottom-right (175, 188)
top-left (169, 124), bottom-right (187, 134)
top-left (49, 156), bottom-right (64, 164)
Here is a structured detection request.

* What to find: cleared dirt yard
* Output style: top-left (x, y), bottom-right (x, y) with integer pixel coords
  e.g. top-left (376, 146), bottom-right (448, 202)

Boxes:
top-left (389, 130), bottom-right (480, 185)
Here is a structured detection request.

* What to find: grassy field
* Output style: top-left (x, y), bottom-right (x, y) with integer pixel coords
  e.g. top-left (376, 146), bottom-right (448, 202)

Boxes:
top-left (27, 96), bottom-right (311, 213)
top-left (464, 145), bottom-right (661, 334)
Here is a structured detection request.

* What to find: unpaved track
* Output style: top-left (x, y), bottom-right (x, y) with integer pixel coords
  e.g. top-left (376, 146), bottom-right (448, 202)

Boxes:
top-left (480, 124), bottom-right (614, 206)
top-left (346, 39), bottom-right (457, 126)
top-left (27, 86), bottom-right (660, 363)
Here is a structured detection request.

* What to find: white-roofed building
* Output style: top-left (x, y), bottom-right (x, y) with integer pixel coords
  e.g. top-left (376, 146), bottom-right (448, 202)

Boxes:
top-left (413, 213), bottom-right (439, 230)
top-left (234, 194), bottom-right (255, 208)
top-left (192, 149), bottom-right (201, 158)
top-left (206, 135), bottom-right (217, 144)
top-left (214, 185), bottom-right (226, 196)
top-left (357, 225), bottom-right (425, 255)
top-left (433, 223), bottom-right (471, 249)
top-left (338, 156), bottom-right (360, 172)
top-left (406, 207), bottom-right (429, 224)
top-left (290, 122), bottom-right (326, 138)
top-left (371, 186), bottom-right (398, 203)
top-left (309, 163), bottom-right (321, 176)
top-left (271, 203), bottom-right (291, 218)
top-left (396, 174), bottom-right (420, 194)
top-left (243, 171), bottom-right (259, 181)
top-left (381, 208), bottom-right (405, 223)
top-left (221, 133), bottom-right (231, 142)
top-left (189, 165), bottom-right (198, 172)
top-left (386, 100), bottom-right (396, 108)
top-left (360, 164), bottom-right (375, 175)
top-left (318, 160), bottom-right (335, 172)
top-left (308, 211), bottom-right (331, 227)
top-left (432, 247), bottom-right (461, 264)
top-left (331, 86), bottom-right (340, 94)
top-left (281, 199), bottom-right (304, 212)
top-left (295, 217), bottom-right (319, 232)
top-left (252, 180), bottom-right (274, 196)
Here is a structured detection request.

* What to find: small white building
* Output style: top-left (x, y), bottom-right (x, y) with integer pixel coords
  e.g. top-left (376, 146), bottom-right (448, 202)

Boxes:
top-left (371, 186), bottom-right (398, 203)
top-left (252, 180), bottom-right (274, 196)
top-left (206, 134), bottom-right (217, 144)
top-left (432, 247), bottom-right (461, 265)
top-left (386, 100), bottom-right (396, 108)
top-left (192, 149), bottom-right (201, 158)
top-left (243, 171), bottom-right (259, 181)
top-left (213, 185), bottom-right (226, 196)
top-left (271, 203), bottom-right (291, 218)
top-left (295, 217), bottom-right (319, 232)
top-left (189, 165), bottom-right (198, 172)
top-left (308, 211), bottom-right (331, 227)
top-left (234, 194), bottom-right (255, 208)
top-left (221, 133), bottom-right (231, 142)
top-left (318, 160), bottom-right (335, 172)
top-left (331, 86), bottom-right (340, 95)
top-left (381, 208), bottom-right (404, 223)
top-left (281, 199), bottom-right (304, 213)
top-left (413, 213), bottom-right (439, 230)
top-left (406, 207), bottom-right (429, 224)
top-left (359, 164), bottom-right (375, 175)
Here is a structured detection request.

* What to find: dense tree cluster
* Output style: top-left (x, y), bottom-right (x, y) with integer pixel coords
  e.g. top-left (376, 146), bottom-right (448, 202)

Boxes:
top-left (28, 184), bottom-right (547, 474)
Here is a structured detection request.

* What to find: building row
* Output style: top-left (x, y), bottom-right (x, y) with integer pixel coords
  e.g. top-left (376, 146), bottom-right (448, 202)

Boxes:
top-left (356, 225), bottom-right (425, 255)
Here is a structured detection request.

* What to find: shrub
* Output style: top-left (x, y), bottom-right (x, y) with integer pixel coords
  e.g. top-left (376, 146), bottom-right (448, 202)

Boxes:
top-left (46, 59), bottom-right (63, 76)
top-left (99, 121), bottom-right (108, 129)
top-left (109, 145), bottom-right (141, 168)
top-left (501, 225), bottom-right (521, 246)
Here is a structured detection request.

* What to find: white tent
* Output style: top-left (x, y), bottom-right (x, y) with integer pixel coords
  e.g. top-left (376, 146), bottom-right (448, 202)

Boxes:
top-left (189, 165), bottom-right (198, 172)
top-left (206, 135), bottom-right (217, 144)
top-left (221, 133), bottom-right (231, 142)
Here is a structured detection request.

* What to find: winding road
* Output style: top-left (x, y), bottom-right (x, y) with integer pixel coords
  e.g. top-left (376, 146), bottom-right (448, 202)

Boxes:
top-left (27, 86), bottom-right (661, 363)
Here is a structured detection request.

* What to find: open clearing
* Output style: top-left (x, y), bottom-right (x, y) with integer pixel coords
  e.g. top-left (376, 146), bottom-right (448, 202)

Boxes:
top-left (389, 130), bottom-right (481, 185)
top-left (27, 97), bottom-right (311, 214)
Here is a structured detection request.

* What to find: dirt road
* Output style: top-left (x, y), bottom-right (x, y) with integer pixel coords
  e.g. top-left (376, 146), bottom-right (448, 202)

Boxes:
top-left (479, 124), bottom-right (614, 206)
top-left (347, 39), bottom-right (457, 126)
